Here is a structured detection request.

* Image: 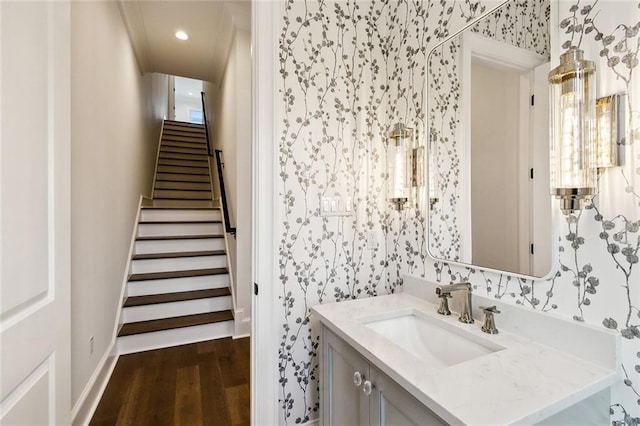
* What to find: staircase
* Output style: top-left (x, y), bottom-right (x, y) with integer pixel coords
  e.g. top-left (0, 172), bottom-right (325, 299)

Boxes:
top-left (117, 120), bottom-right (234, 354)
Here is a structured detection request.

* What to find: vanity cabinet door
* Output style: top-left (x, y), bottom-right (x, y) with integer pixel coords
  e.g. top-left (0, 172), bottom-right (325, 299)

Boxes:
top-left (321, 326), bottom-right (370, 426)
top-left (369, 367), bottom-right (447, 426)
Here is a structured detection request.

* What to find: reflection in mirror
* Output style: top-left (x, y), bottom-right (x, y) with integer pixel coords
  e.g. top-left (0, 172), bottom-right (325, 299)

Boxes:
top-left (427, 0), bottom-right (552, 278)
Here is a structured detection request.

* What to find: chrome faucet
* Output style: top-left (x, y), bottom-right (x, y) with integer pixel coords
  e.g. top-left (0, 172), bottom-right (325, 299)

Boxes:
top-left (435, 283), bottom-right (474, 324)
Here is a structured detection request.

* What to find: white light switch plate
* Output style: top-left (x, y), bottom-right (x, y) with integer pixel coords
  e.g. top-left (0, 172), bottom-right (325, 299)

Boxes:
top-left (320, 196), bottom-right (353, 217)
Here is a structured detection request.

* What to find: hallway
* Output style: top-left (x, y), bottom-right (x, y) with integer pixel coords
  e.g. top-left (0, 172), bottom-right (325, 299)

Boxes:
top-left (90, 338), bottom-right (249, 426)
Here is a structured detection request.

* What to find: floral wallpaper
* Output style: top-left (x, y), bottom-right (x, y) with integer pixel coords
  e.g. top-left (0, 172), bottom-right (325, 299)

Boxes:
top-left (278, 1), bottom-right (390, 421)
top-left (407, 0), bottom-right (640, 424)
top-left (277, 0), bottom-right (640, 424)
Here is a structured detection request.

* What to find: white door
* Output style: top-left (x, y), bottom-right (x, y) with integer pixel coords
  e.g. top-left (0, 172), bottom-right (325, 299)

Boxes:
top-left (0, 2), bottom-right (71, 424)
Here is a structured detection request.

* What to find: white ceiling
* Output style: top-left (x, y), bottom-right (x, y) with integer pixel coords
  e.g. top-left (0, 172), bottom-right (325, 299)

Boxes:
top-left (118, 0), bottom-right (250, 86)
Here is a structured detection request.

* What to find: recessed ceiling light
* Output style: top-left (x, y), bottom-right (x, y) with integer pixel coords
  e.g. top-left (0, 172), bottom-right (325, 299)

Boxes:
top-left (175, 31), bottom-right (189, 41)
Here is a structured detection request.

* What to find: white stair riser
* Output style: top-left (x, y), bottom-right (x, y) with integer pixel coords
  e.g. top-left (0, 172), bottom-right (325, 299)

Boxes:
top-left (157, 159), bottom-right (208, 168)
top-left (159, 152), bottom-right (207, 161)
top-left (161, 140), bottom-right (206, 147)
top-left (134, 238), bottom-right (225, 255)
top-left (127, 274), bottom-right (229, 297)
top-left (117, 320), bottom-right (233, 355)
top-left (155, 182), bottom-right (211, 191)
top-left (137, 222), bottom-right (223, 237)
top-left (156, 173), bottom-right (210, 183)
top-left (122, 296), bottom-right (232, 323)
top-left (153, 189), bottom-right (212, 200)
top-left (140, 209), bottom-right (221, 222)
top-left (163, 126), bottom-right (204, 132)
top-left (157, 165), bottom-right (207, 174)
top-left (152, 199), bottom-right (213, 208)
top-left (130, 255), bottom-right (227, 274)
top-left (162, 135), bottom-right (205, 142)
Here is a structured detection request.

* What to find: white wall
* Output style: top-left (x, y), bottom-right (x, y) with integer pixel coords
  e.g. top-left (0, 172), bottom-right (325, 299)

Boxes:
top-left (70, 0), bottom-right (167, 410)
top-left (204, 28), bottom-right (252, 336)
top-left (174, 76), bottom-right (203, 123)
top-left (174, 94), bottom-right (201, 123)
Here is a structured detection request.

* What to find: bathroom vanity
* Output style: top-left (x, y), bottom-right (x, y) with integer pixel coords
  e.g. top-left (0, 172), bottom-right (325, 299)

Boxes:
top-left (311, 277), bottom-right (620, 425)
top-left (321, 324), bottom-right (447, 425)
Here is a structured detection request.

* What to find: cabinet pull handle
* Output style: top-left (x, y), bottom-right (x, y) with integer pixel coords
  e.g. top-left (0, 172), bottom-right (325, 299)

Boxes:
top-left (353, 371), bottom-right (363, 387)
top-left (362, 380), bottom-right (372, 396)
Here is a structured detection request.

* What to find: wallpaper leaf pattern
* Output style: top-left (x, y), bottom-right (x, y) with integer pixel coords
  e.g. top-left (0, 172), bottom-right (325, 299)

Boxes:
top-left (277, 0), bottom-right (640, 423)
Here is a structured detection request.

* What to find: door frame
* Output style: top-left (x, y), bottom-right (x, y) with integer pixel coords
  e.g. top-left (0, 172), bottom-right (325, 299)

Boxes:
top-left (251, 0), bottom-right (281, 424)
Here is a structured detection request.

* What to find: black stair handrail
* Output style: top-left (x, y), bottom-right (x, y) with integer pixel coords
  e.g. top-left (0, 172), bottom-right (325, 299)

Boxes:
top-left (214, 149), bottom-right (236, 237)
top-left (201, 91), bottom-right (213, 157)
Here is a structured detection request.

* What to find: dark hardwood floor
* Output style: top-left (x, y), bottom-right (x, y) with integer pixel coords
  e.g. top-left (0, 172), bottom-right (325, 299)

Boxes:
top-left (90, 337), bottom-right (250, 426)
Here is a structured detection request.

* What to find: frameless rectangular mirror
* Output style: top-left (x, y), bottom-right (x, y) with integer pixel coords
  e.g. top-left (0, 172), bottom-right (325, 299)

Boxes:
top-left (427, 0), bottom-right (553, 278)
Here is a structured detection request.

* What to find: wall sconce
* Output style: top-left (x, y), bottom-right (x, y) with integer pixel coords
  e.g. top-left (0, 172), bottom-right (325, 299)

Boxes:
top-left (548, 48), bottom-right (597, 215)
top-left (595, 93), bottom-right (625, 169)
top-left (428, 128), bottom-right (439, 209)
top-left (388, 123), bottom-right (425, 211)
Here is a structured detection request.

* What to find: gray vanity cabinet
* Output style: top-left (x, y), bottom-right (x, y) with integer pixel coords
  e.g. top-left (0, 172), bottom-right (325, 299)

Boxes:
top-left (321, 325), bottom-right (371, 425)
top-left (321, 325), bottom-right (447, 426)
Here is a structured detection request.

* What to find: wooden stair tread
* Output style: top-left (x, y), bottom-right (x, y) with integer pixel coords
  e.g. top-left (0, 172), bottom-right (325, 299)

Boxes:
top-left (160, 144), bottom-right (207, 149)
top-left (156, 166), bottom-right (210, 175)
top-left (123, 288), bottom-right (231, 307)
top-left (138, 220), bottom-right (221, 224)
top-left (150, 201), bottom-right (215, 208)
top-left (155, 173), bottom-right (210, 183)
top-left (129, 267), bottom-right (228, 282)
top-left (163, 129), bottom-right (205, 134)
top-left (154, 183), bottom-right (212, 187)
top-left (118, 310), bottom-right (233, 336)
top-left (162, 135), bottom-right (205, 141)
top-left (161, 142), bottom-right (206, 149)
top-left (159, 153), bottom-right (207, 161)
top-left (163, 127), bottom-right (205, 133)
top-left (158, 153), bottom-right (208, 159)
top-left (162, 136), bottom-right (205, 142)
top-left (154, 196), bottom-right (213, 201)
top-left (164, 120), bottom-right (205, 128)
top-left (161, 142), bottom-right (207, 149)
top-left (163, 126), bottom-right (205, 131)
top-left (157, 160), bottom-right (209, 168)
top-left (141, 206), bottom-right (220, 211)
top-left (154, 187), bottom-right (212, 192)
top-left (132, 249), bottom-right (225, 260)
top-left (136, 234), bottom-right (224, 241)
top-left (154, 197), bottom-right (213, 202)
top-left (155, 182), bottom-right (211, 191)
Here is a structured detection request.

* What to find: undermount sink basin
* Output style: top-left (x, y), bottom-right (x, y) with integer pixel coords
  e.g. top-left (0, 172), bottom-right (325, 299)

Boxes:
top-left (363, 311), bottom-right (504, 367)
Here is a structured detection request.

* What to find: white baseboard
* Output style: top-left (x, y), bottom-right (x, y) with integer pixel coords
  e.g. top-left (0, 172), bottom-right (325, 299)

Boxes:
top-left (233, 332), bottom-right (250, 339)
top-left (71, 341), bottom-right (119, 426)
top-left (234, 308), bottom-right (251, 337)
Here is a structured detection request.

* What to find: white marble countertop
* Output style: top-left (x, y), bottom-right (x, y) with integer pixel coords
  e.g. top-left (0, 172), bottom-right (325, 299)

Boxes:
top-left (311, 292), bottom-right (619, 425)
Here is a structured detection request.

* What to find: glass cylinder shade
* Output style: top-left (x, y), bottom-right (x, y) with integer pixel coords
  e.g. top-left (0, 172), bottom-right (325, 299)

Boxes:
top-left (595, 95), bottom-right (621, 169)
top-left (428, 130), bottom-right (439, 208)
top-left (388, 123), bottom-right (413, 211)
top-left (548, 49), bottom-right (597, 215)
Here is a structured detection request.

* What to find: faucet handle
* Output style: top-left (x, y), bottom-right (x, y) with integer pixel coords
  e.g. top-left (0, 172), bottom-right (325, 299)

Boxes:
top-left (436, 293), bottom-right (452, 316)
top-left (480, 306), bottom-right (500, 334)
top-left (480, 305), bottom-right (500, 314)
